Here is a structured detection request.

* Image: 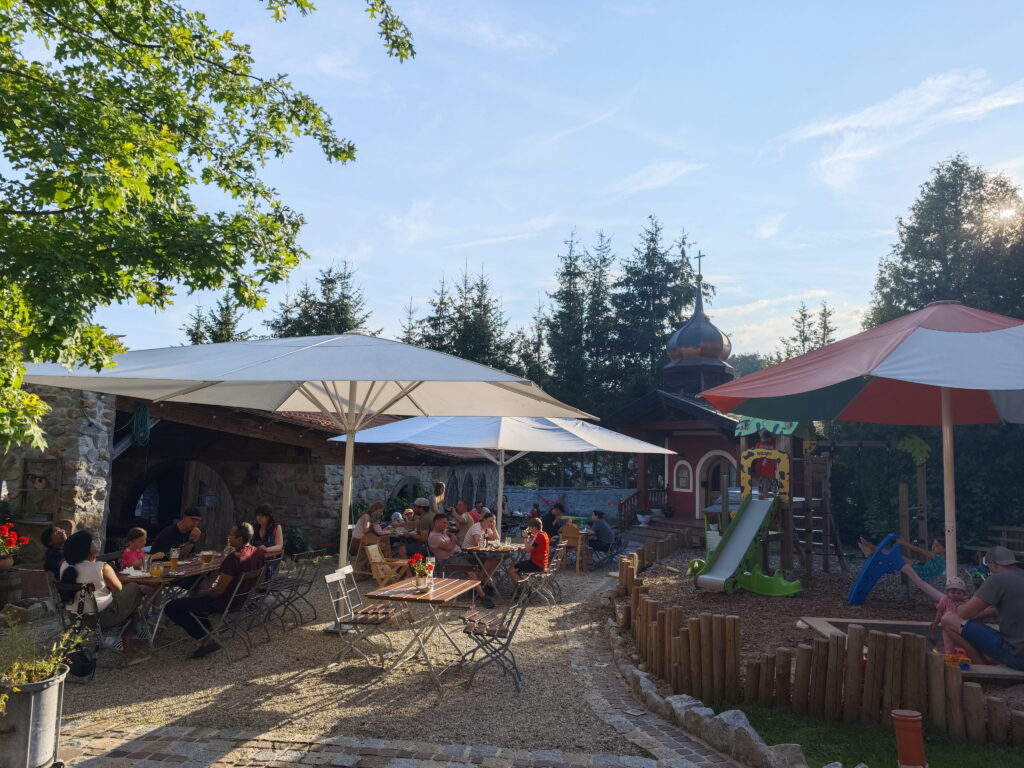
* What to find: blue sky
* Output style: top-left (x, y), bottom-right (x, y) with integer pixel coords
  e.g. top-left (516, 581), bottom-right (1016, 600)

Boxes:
top-left (93, 1), bottom-right (1024, 355)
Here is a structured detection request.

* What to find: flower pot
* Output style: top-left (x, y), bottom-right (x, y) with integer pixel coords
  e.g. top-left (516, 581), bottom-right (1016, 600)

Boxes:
top-left (0, 664), bottom-right (68, 768)
top-left (414, 576), bottom-right (429, 592)
top-left (0, 557), bottom-right (13, 572)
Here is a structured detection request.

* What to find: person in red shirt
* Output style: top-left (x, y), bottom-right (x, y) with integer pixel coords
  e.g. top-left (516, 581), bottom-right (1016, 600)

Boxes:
top-left (509, 517), bottom-right (549, 584)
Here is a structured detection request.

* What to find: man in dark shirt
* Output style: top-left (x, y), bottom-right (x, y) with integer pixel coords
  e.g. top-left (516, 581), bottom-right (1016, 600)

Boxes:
top-left (589, 509), bottom-right (615, 552)
top-left (541, 503), bottom-right (564, 540)
top-left (40, 523), bottom-right (69, 579)
top-left (150, 507), bottom-right (203, 559)
top-left (164, 521), bottom-right (265, 659)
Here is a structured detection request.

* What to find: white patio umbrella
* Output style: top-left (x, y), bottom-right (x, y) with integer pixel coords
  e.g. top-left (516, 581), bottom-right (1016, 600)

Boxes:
top-left (23, 334), bottom-right (589, 564)
top-left (333, 416), bottom-right (674, 532)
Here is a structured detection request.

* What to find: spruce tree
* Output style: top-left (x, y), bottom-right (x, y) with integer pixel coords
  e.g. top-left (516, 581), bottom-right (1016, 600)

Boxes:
top-left (582, 232), bottom-right (617, 415)
top-left (544, 232), bottom-right (590, 408)
top-left (181, 293), bottom-right (252, 344)
top-left (264, 261), bottom-right (377, 338)
top-left (510, 299), bottom-right (550, 387)
top-left (609, 216), bottom-right (693, 404)
top-left (418, 276), bottom-right (456, 355)
top-left (398, 298), bottom-right (420, 345)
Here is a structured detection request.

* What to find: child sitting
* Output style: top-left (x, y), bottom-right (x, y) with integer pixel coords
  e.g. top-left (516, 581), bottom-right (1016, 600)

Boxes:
top-left (901, 564), bottom-right (994, 653)
top-left (121, 527), bottom-right (148, 570)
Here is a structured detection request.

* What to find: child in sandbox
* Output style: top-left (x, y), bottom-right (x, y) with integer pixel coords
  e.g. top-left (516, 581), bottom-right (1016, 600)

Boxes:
top-left (900, 563), bottom-right (995, 658)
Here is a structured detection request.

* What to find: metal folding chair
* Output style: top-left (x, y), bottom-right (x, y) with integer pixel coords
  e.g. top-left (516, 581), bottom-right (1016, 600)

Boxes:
top-left (591, 533), bottom-right (626, 570)
top-left (187, 565), bottom-right (265, 659)
top-left (459, 576), bottom-right (540, 692)
top-left (324, 566), bottom-right (397, 668)
top-left (531, 544), bottom-right (567, 605)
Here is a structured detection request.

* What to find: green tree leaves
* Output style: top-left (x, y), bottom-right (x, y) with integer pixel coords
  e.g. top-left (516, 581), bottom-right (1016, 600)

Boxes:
top-left (1, 0), bottom-right (412, 447)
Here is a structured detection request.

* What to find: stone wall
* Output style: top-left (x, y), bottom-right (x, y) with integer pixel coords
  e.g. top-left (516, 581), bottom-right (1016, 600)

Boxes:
top-left (1, 385), bottom-right (115, 543)
top-left (504, 486), bottom-right (631, 522)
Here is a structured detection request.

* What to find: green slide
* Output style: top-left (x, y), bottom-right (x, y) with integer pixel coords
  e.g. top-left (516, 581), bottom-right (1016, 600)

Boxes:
top-left (694, 495), bottom-right (802, 596)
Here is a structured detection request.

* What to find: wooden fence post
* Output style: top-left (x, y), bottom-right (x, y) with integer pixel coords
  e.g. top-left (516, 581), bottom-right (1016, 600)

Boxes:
top-left (744, 660), bottom-right (761, 704)
top-left (679, 627), bottom-right (692, 697)
top-left (688, 617), bottom-right (703, 702)
top-left (1011, 710), bottom-right (1024, 748)
top-left (925, 651), bottom-right (946, 731)
top-left (725, 615), bottom-right (740, 702)
top-left (792, 644), bottom-right (812, 714)
top-left (712, 614), bottom-right (726, 702)
top-left (861, 631), bottom-right (886, 724)
top-left (881, 633), bottom-right (903, 729)
top-left (824, 633), bottom-right (845, 720)
top-left (945, 665), bottom-right (966, 739)
top-left (700, 613), bottom-right (714, 702)
top-left (775, 647), bottom-right (793, 709)
top-left (809, 637), bottom-right (829, 717)
top-left (842, 625), bottom-right (865, 722)
top-left (987, 696), bottom-right (1009, 746)
top-left (963, 683), bottom-right (987, 744)
top-left (900, 633), bottom-right (927, 713)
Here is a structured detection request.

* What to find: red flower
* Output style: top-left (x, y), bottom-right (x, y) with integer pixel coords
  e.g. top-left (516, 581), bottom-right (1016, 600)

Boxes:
top-left (18, 537), bottom-right (29, 545)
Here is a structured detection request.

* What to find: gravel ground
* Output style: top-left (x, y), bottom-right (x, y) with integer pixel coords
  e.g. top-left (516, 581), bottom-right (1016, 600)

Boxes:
top-left (61, 568), bottom-right (638, 753)
top-left (634, 546), bottom-right (1024, 709)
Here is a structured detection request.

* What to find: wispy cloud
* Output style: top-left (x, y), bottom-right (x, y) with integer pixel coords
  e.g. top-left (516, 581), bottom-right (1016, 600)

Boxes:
top-left (451, 232), bottom-right (539, 250)
top-left (386, 200), bottom-right (449, 247)
top-left (718, 295), bottom-right (865, 354)
top-left (407, 8), bottom-right (553, 54)
top-left (754, 213), bottom-right (785, 240)
top-left (713, 290), bottom-right (829, 322)
top-left (607, 161), bottom-right (703, 198)
top-left (781, 70), bottom-right (1024, 190)
top-left (311, 51), bottom-right (367, 81)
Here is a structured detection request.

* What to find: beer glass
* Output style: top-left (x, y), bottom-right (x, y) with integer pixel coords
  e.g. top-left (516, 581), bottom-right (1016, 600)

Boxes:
top-left (168, 547), bottom-right (180, 572)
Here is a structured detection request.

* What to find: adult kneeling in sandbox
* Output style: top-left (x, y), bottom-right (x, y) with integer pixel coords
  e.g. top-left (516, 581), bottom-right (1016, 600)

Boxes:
top-left (941, 546), bottom-right (1024, 670)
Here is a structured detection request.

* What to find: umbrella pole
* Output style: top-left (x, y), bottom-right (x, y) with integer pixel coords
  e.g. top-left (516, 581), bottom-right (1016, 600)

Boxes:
top-left (941, 387), bottom-right (957, 579)
top-left (339, 427), bottom-right (356, 568)
top-left (497, 449), bottom-right (505, 537)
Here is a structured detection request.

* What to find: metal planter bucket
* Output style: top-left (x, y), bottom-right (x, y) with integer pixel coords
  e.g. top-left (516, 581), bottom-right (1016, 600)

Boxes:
top-left (0, 664), bottom-right (68, 768)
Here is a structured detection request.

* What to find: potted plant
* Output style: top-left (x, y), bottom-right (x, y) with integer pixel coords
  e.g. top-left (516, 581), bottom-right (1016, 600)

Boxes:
top-left (0, 621), bottom-right (81, 768)
top-left (0, 521), bottom-right (30, 572)
top-left (406, 553), bottom-right (433, 591)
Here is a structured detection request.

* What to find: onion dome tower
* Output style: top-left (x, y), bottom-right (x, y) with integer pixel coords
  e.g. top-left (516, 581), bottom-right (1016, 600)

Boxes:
top-left (662, 262), bottom-right (734, 397)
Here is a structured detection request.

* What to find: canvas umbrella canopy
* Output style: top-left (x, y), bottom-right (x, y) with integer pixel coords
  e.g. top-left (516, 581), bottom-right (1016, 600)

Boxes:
top-left (701, 301), bottom-right (1024, 578)
top-left (23, 334), bottom-right (589, 564)
top-left (333, 416), bottom-right (674, 532)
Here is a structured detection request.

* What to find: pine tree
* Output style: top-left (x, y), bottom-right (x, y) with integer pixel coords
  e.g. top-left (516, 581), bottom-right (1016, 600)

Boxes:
top-left (814, 301), bottom-right (837, 347)
top-left (582, 232), bottom-right (617, 414)
top-left (509, 299), bottom-right (550, 386)
top-left (398, 298), bottom-right (420, 345)
top-left (544, 232), bottom-right (590, 409)
top-left (770, 300), bottom-right (836, 361)
top-left (180, 293), bottom-right (252, 345)
top-left (418, 276), bottom-right (457, 355)
top-left (609, 216), bottom-right (695, 404)
top-left (264, 262), bottom-right (377, 338)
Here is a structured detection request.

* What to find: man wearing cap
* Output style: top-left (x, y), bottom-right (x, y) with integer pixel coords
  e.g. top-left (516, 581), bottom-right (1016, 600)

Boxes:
top-left (942, 545), bottom-right (1024, 670)
top-left (150, 507), bottom-right (203, 560)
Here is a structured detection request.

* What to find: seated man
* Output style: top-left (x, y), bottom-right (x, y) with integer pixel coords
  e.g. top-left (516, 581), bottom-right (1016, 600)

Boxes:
top-left (427, 513), bottom-right (494, 608)
top-left (941, 546), bottom-right (1024, 670)
top-left (509, 517), bottom-right (549, 584)
top-left (541, 503), bottom-right (564, 540)
top-left (164, 522), bottom-right (265, 659)
top-left (40, 523), bottom-right (70, 579)
top-left (150, 507), bottom-right (203, 560)
top-left (589, 509), bottom-right (615, 553)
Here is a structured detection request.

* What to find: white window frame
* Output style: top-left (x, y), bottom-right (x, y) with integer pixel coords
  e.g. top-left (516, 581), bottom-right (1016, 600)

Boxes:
top-left (672, 460), bottom-right (694, 492)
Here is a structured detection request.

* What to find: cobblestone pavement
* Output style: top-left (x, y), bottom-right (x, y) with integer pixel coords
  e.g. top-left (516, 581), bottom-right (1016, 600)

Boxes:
top-left (58, 561), bottom-right (738, 768)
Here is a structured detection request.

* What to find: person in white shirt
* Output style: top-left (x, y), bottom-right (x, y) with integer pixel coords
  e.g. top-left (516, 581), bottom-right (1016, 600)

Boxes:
top-left (59, 530), bottom-right (148, 665)
top-left (350, 502), bottom-right (386, 554)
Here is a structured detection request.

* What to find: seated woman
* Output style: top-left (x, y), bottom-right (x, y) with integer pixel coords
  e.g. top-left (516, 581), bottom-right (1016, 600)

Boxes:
top-left (120, 527), bottom-right (148, 570)
top-left (59, 530), bottom-right (149, 665)
top-left (350, 502), bottom-right (386, 555)
top-left (252, 504), bottom-right (285, 557)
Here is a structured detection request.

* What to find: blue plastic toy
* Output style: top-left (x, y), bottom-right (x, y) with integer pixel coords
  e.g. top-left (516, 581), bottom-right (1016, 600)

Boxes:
top-left (847, 533), bottom-right (906, 605)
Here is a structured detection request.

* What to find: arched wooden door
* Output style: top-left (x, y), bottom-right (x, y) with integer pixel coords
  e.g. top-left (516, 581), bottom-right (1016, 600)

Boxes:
top-left (181, 462), bottom-right (235, 552)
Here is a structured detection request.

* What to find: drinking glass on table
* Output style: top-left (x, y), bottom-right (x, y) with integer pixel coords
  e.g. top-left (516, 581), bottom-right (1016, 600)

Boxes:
top-left (504, 536), bottom-right (512, 547)
top-left (200, 550), bottom-right (214, 566)
top-left (150, 561), bottom-right (164, 578)
top-left (168, 547), bottom-right (180, 572)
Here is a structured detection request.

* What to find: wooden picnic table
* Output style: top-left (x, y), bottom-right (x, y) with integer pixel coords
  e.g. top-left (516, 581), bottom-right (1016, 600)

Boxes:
top-left (119, 554), bottom-right (226, 647)
top-left (366, 576), bottom-right (480, 691)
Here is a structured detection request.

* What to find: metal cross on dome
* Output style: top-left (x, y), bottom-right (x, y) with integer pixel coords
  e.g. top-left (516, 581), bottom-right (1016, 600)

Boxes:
top-left (695, 250), bottom-right (705, 281)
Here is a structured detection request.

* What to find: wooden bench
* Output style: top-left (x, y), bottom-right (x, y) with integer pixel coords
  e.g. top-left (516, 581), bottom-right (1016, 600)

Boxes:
top-left (963, 525), bottom-right (1024, 563)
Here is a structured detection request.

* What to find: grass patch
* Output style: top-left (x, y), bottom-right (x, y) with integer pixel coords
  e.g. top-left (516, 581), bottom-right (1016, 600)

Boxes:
top-left (741, 705), bottom-right (1024, 768)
